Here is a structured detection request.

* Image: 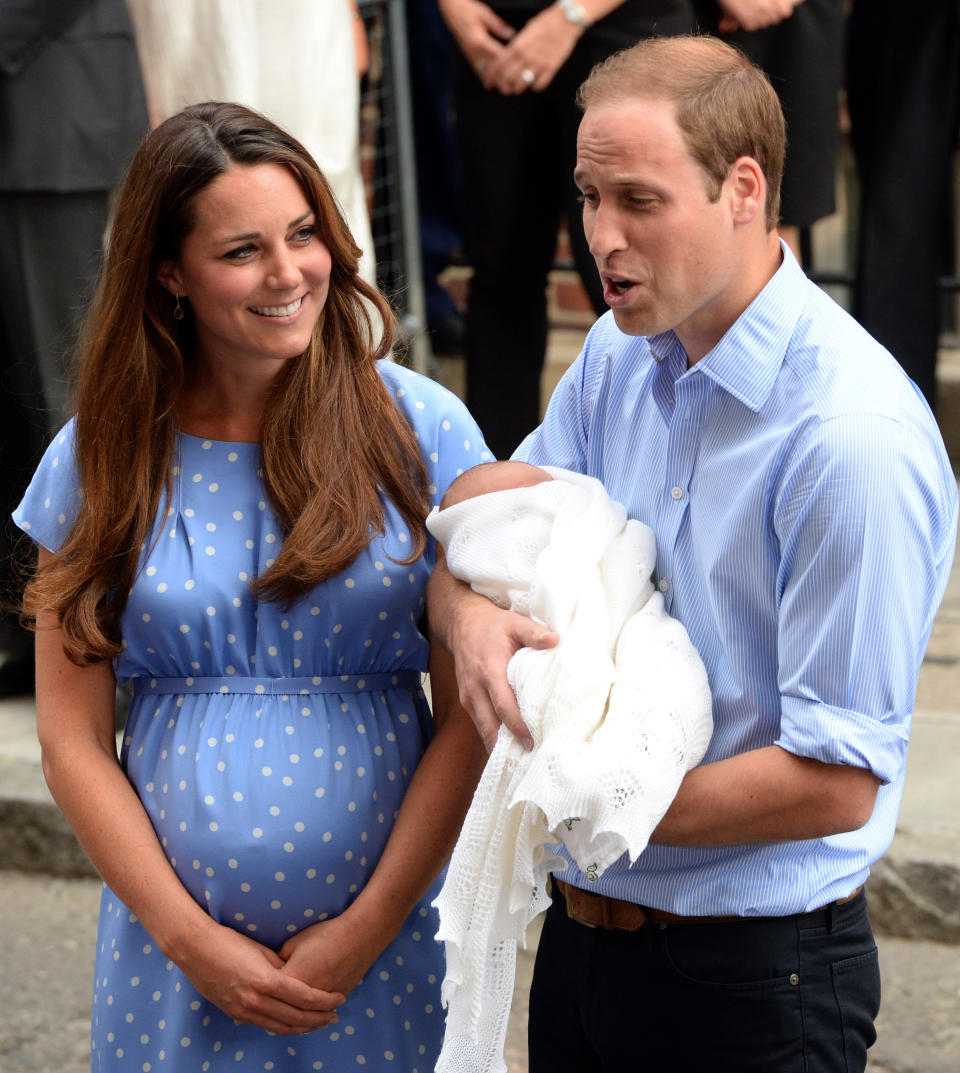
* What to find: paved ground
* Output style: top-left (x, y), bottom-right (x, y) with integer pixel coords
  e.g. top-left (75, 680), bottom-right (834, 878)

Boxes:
top-left (1, 871), bottom-right (958, 1073)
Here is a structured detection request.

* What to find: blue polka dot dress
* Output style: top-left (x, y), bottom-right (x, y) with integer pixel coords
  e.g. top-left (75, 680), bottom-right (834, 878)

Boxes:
top-left (14, 361), bottom-right (491, 1073)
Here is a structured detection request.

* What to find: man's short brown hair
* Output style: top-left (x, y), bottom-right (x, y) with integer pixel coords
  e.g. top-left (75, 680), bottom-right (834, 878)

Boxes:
top-left (577, 35), bottom-right (785, 230)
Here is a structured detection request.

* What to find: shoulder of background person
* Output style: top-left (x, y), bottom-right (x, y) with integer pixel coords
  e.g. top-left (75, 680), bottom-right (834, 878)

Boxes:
top-left (0, 0), bottom-right (148, 193)
top-left (0, 0), bottom-right (97, 76)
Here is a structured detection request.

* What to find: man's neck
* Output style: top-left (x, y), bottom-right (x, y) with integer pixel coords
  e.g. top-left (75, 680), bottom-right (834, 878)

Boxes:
top-left (681, 233), bottom-right (784, 367)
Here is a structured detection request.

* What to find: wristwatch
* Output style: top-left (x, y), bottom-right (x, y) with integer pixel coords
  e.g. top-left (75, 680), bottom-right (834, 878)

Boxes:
top-left (557, 0), bottom-right (593, 29)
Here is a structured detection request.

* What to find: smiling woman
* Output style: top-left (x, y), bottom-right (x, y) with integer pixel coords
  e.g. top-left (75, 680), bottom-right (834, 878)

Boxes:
top-left (156, 163), bottom-right (334, 431)
top-left (14, 102), bottom-right (490, 1073)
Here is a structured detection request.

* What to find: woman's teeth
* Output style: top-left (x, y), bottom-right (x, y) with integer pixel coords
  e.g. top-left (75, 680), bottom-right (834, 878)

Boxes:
top-left (252, 296), bottom-right (303, 317)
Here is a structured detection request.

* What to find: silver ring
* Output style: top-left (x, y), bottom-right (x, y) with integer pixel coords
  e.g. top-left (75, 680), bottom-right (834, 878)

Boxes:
top-left (521, 68), bottom-right (536, 86)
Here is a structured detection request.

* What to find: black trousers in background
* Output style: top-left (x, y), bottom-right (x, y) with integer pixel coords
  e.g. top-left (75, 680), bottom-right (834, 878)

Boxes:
top-left (0, 191), bottom-right (108, 649)
top-left (528, 888), bottom-right (881, 1073)
top-left (847, 0), bottom-right (960, 408)
top-left (452, 5), bottom-right (695, 460)
top-left (724, 0), bottom-right (846, 229)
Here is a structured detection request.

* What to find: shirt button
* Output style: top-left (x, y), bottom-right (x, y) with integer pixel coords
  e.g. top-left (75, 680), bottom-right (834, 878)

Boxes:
top-left (789, 973), bottom-right (800, 986)
top-left (658, 578), bottom-right (670, 593)
top-left (670, 485), bottom-right (684, 501)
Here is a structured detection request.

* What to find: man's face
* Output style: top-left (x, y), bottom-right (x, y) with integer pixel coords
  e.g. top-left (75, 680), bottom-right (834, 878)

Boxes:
top-left (575, 97), bottom-right (742, 356)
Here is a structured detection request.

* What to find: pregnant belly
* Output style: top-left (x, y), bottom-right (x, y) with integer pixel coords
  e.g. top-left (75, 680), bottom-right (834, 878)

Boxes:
top-left (123, 693), bottom-right (425, 949)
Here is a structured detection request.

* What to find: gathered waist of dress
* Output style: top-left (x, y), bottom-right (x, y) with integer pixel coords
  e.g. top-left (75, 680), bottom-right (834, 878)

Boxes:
top-left (130, 672), bottom-right (423, 696)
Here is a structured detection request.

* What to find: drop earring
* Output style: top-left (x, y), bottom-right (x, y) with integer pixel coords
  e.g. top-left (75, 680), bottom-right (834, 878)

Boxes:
top-left (173, 294), bottom-right (184, 320)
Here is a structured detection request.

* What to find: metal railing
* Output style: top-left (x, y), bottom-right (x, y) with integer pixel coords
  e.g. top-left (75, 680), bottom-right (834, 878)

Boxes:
top-left (358, 0), bottom-right (431, 373)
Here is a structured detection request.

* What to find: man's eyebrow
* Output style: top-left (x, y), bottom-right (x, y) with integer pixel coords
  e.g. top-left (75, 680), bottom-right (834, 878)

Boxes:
top-left (573, 171), bottom-right (658, 190)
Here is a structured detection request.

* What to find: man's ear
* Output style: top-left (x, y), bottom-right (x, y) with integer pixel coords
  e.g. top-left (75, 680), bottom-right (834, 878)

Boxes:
top-left (156, 259), bottom-right (184, 297)
top-left (727, 156), bottom-right (765, 227)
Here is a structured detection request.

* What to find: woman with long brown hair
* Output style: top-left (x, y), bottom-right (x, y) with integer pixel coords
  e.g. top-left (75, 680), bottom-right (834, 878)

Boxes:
top-left (14, 102), bottom-right (489, 1072)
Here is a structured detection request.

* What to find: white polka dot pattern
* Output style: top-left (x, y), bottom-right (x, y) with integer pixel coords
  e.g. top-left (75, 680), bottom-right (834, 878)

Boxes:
top-left (13, 361), bottom-right (492, 1072)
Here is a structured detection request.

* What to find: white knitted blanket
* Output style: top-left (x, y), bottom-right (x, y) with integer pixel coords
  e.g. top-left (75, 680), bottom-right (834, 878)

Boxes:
top-left (426, 468), bottom-right (713, 1073)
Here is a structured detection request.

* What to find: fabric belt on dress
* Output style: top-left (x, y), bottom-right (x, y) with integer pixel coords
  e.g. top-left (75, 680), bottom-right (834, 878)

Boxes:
top-left (130, 672), bottom-right (423, 696)
top-left (555, 878), bottom-right (865, 931)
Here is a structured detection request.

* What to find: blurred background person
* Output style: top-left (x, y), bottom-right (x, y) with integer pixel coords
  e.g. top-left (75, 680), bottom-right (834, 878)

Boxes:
top-left (408, 0), bottom-right (468, 359)
top-left (0, 0), bottom-right (147, 697)
top-left (125, 0), bottom-right (377, 285)
top-left (847, 0), bottom-right (959, 409)
top-left (700, 0), bottom-right (845, 266)
top-left (439, 0), bottom-right (697, 460)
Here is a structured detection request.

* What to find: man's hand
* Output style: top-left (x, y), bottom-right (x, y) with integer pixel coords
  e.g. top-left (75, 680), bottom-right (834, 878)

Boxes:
top-left (716, 0), bottom-right (805, 33)
top-left (449, 589), bottom-right (559, 752)
top-left (438, 0), bottom-right (515, 88)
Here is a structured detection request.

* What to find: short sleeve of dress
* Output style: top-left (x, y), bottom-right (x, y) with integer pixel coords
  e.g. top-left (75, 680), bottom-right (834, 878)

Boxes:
top-left (12, 420), bottom-right (81, 553)
top-left (377, 360), bottom-right (493, 504)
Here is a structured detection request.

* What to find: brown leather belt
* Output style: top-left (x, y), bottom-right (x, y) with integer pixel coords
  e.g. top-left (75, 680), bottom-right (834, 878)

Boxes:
top-left (555, 878), bottom-right (864, 931)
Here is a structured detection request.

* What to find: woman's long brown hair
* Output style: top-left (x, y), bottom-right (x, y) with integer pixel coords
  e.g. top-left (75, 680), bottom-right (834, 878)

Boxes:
top-left (24, 102), bottom-right (429, 665)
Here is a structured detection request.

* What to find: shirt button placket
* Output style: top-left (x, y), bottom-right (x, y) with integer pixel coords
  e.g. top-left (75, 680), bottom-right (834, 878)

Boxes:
top-left (658, 377), bottom-right (702, 606)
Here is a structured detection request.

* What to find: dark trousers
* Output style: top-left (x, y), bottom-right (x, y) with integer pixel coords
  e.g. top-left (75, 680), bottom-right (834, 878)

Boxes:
top-left (452, 6), bottom-right (695, 459)
top-left (847, 0), bottom-right (960, 407)
top-left (529, 887), bottom-right (881, 1073)
top-left (723, 0), bottom-right (845, 228)
top-left (0, 191), bottom-right (107, 648)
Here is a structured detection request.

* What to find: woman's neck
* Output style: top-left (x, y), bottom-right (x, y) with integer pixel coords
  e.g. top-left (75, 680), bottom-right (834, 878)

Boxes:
top-left (177, 361), bottom-right (279, 442)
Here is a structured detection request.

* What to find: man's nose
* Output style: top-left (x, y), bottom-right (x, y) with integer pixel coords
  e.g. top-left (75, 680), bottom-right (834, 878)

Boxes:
top-left (587, 203), bottom-right (627, 261)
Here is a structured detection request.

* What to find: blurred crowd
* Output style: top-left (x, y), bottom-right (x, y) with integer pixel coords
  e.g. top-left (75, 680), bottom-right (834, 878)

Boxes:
top-left (1, 0), bottom-right (957, 697)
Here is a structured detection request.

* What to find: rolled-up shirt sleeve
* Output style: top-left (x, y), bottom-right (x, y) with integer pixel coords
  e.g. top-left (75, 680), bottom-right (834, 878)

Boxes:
top-left (774, 411), bottom-right (957, 784)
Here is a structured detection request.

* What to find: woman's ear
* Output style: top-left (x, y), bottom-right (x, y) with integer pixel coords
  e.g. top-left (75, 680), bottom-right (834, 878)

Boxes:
top-left (156, 260), bottom-right (184, 297)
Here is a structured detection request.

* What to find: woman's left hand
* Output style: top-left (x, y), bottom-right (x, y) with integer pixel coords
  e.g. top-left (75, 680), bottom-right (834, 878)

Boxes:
top-left (485, 3), bottom-right (583, 94)
top-left (278, 912), bottom-right (384, 1000)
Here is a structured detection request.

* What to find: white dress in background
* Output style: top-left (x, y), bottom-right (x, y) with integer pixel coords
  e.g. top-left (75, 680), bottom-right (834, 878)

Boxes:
top-left (125, 0), bottom-right (376, 284)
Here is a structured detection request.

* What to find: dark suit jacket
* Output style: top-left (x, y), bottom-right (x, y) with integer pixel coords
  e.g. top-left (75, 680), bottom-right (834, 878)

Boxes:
top-left (0, 0), bottom-right (147, 191)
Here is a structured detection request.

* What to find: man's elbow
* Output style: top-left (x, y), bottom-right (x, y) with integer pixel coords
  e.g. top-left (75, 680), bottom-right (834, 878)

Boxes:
top-left (823, 765), bottom-right (883, 834)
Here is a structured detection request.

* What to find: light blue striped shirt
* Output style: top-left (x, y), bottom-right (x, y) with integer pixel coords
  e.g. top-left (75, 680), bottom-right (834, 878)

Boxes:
top-left (515, 245), bottom-right (958, 915)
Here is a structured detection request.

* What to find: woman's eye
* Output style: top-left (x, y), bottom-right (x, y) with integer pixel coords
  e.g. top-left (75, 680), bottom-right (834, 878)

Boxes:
top-left (224, 244), bottom-right (255, 260)
top-left (293, 225), bottom-right (316, 242)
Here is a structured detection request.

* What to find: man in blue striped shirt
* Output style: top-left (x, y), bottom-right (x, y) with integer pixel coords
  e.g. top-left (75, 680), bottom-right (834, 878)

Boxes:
top-left (429, 34), bottom-right (958, 1073)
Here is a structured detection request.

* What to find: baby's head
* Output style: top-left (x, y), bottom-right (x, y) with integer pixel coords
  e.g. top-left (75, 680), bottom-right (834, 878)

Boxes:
top-left (440, 461), bottom-right (552, 509)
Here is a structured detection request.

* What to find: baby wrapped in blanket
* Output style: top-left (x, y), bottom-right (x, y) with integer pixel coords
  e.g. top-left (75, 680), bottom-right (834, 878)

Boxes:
top-left (427, 462), bottom-right (713, 1073)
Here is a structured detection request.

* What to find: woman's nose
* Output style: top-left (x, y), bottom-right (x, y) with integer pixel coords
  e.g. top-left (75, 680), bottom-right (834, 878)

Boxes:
top-left (267, 246), bottom-right (302, 288)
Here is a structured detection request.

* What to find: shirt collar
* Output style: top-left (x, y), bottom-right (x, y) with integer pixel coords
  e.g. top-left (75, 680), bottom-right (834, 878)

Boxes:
top-left (647, 241), bottom-right (807, 413)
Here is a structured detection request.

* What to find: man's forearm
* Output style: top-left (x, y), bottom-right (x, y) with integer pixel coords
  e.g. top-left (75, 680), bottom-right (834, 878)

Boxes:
top-left (651, 744), bottom-right (882, 847)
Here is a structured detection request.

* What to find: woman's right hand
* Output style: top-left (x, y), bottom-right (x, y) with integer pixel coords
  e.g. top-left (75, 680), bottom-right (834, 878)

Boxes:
top-left (174, 918), bottom-right (345, 1035)
top-left (438, 0), bottom-right (516, 87)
